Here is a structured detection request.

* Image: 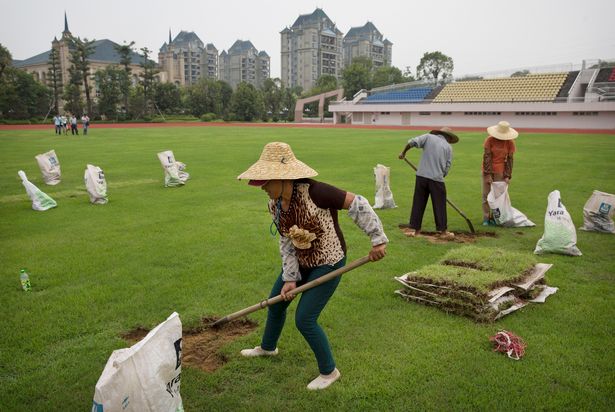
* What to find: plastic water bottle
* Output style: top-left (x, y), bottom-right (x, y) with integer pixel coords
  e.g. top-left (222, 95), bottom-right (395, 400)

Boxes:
top-left (19, 269), bottom-right (31, 292)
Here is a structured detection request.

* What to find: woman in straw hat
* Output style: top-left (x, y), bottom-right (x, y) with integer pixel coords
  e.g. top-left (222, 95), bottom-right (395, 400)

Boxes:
top-left (237, 142), bottom-right (388, 390)
top-left (482, 121), bottom-right (518, 226)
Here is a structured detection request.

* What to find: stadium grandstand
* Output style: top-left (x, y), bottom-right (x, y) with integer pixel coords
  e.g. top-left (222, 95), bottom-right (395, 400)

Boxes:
top-left (329, 61), bottom-right (615, 130)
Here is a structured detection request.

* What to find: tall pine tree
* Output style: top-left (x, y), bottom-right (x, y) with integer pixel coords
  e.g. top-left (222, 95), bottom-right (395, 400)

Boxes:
top-left (114, 41), bottom-right (135, 115)
top-left (46, 47), bottom-right (62, 114)
top-left (139, 47), bottom-right (159, 117)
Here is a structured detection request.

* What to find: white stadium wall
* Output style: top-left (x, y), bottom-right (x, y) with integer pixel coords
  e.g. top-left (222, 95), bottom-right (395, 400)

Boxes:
top-left (331, 101), bottom-right (615, 130)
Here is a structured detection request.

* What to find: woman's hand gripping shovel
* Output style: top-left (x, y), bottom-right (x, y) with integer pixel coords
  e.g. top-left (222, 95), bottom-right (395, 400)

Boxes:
top-left (211, 256), bottom-right (371, 328)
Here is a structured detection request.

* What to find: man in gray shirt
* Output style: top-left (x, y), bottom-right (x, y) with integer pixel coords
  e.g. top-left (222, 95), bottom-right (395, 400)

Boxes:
top-left (398, 127), bottom-right (459, 239)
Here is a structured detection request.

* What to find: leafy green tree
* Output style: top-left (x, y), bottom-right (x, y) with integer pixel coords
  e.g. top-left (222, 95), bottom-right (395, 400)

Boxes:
top-left (458, 75), bottom-right (483, 81)
top-left (217, 80), bottom-right (233, 117)
top-left (372, 66), bottom-right (410, 88)
top-left (185, 79), bottom-right (214, 117)
top-left (0, 69), bottom-right (50, 119)
top-left (416, 51), bottom-right (454, 86)
top-left (511, 70), bottom-right (530, 77)
top-left (185, 79), bottom-right (233, 118)
top-left (588, 60), bottom-right (615, 69)
top-left (341, 56), bottom-right (372, 99)
top-left (127, 85), bottom-right (145, 119)
top-left (0, 43), bottom-right (11, 80)
top-left (153, 82), bottom-right (181, 113)
top-left (46, 47), bottom-right (62, 114)
top-left (261, 78), bottom-right (284, 121)
top-left (62, 83), bottom-right (83, 115)
top-left (70, 37), bottom-right (96, 114)
top-left (230, 82), bottom-right (263, 121)
top-left (306, 74), bottom-right (338, 96)
top-left (281, 85), bottom-right (301, 121)
top-left (94, 66), bottom-right (123, 117)
top-left (63, 55), bottom-right (84, 115)
top-left (114, 41), bottom-right (135, 113)
top-left (139, 47), bottom-right (159, 116)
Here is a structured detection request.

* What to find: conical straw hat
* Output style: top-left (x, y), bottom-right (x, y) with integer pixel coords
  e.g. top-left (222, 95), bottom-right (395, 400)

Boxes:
top-left (487, 121), bottom-right (518, 140)
top-left (237, 142), bottom-right (318, 181)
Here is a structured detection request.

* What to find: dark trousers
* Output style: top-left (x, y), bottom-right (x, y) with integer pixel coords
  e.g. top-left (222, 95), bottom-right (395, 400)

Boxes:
top-left (261, 257), bottom-right (346, 374)
top-left (409, 175), bottom-right (448, 232)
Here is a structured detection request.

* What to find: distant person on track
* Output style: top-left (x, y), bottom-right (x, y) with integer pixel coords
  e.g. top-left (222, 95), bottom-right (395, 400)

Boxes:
top-left (237, 142), bottom-right (388, 390)
top-left (53, 115), bottom-right (62, 135)
top-left (61, 114), bottom-right (68, 135)
top-left (398, 127), bottom-right (459, 239)
top-left (81, 114), bottom-right (90, 135)
top-left (481, 121), bottom-right (518, 226)
top-left (70, 115), bottom-right (79, 135)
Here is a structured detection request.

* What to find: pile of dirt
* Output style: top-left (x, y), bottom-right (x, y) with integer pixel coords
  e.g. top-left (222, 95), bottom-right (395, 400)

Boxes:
top-left (122, 317), bottom-right (258, 372)
top-left (394, 246), bottom-right (557, 322)
top-left (399, 225), bottom-right (497, 244)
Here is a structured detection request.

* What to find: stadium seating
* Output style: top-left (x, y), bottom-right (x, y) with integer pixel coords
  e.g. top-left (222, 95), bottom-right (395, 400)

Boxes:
top-left (556, 71), bottom-right (579, 99)
top-left (364, 87), bottom-right (433, 103)
top-left (432, 73), bottom-right (569, 103)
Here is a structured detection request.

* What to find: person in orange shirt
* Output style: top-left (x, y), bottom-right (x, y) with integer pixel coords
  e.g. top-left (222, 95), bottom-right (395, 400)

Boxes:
top-left (482, 121), bottom-right (518, 225)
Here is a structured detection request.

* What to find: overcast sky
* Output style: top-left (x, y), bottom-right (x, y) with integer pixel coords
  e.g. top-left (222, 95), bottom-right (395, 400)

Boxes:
top-left (2, 0), bottom-right (614, 78)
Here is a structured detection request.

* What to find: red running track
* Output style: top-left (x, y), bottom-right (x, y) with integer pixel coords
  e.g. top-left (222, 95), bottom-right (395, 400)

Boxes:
top-left (0, 122), bottom-right (613, 134)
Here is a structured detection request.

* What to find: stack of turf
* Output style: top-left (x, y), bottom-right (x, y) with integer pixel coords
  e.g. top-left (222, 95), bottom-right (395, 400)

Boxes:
top-left (395, 246), bottom-right (555, 322)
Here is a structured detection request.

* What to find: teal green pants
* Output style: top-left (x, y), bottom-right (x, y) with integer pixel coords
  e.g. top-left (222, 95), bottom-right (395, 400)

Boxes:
top-left (261, 257), bottom-right (346, 374)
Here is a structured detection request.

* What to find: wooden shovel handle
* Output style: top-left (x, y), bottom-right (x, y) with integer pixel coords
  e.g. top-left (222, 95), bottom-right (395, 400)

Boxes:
top-left (212, 256), bottom-right (370, 327)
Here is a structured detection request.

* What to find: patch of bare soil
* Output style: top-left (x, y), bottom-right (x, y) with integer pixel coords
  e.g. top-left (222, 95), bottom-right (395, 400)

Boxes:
top-left (400, 227), bottom-right (497, 244)
top-left (122, 317), bottom-right (258, 372)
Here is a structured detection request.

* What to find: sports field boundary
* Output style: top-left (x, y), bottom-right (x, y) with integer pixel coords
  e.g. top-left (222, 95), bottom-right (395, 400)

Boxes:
top-left (0, 122), bottom-right (613, 134)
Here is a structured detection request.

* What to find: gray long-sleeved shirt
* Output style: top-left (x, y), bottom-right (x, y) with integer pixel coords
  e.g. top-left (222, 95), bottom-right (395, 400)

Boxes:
top-left (407, 133), bottom-right (452, 182)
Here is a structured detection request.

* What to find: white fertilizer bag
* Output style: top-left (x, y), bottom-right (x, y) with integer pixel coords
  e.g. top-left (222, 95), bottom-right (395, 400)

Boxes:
top-left (373, 164), bottom-right (396, 209)
top-left (84, 164), bottom-right (108, 204)
top-left (35, 149), bottom-right (61, 185)
top-left (18, 170), bottom-right (57, 211)
top-left (92, 312), bottom-right (184, 412)
top-left (157, 151), bottom-right (189, 187)
top-left (580, 190), bottom-right (615, 234)
top-left (534, 190), bottom-right (582, 256)
top-left (487, 182), bottom-right (534, 227)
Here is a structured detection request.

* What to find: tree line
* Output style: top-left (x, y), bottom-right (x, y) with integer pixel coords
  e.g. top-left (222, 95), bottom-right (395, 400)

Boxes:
top-left (0, 40), bottom-right (454, 122)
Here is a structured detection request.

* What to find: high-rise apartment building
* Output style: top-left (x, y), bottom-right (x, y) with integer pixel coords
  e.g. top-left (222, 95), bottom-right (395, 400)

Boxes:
top-left (219, 40), bottom-right (270, 89)
top-left (158, 30), bottom-right (218, 86)
top-left (343, 22), bottom-right (392, 68)
top-left (280, 8), bottom-right (343, 91)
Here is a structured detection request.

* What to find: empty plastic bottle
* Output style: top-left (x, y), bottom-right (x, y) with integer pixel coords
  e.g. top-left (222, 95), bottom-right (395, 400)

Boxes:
top-left (19, 269), bottom-right (31, 292)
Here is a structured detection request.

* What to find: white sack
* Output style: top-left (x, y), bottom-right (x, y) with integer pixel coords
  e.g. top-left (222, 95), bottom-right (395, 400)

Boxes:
top-left (84, 164), bottom-right (108, 204)
top-left (35, 149), bottom-right (61, 185)
top-left (373, 164), bottom-right (396, 209)
top-left (92, 312), bottom-right (184, 412)
top-left (580, 190), bottom-right (615, 234)
top-left (487, 182), bottom-right (534, 227)
top-left (534, 190), bottom-right (582, 256)
top-left (157, 151), bottom-right (189, 187)
top-left (18, 170), bottom-right (57, 211)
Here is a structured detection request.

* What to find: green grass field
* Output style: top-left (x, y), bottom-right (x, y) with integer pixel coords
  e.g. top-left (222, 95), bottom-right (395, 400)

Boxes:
top-left (1, 125), bottom-right (614, 411)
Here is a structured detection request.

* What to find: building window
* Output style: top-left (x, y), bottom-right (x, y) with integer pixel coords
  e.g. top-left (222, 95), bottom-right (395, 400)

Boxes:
top-left (515, 112), bottom-right (558, 116)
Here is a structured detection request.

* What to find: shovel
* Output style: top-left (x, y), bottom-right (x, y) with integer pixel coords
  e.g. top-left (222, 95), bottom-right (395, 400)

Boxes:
top-left (402, 157), bottom-right (476, 234)
top-left (212, 256), bottom-right (370, 327)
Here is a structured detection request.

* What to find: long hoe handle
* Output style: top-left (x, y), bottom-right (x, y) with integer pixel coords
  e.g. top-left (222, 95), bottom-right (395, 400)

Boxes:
top-left (212, 256), bottom-right (370, 327)
top-left (402, 157), bottom-right (475, 234)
